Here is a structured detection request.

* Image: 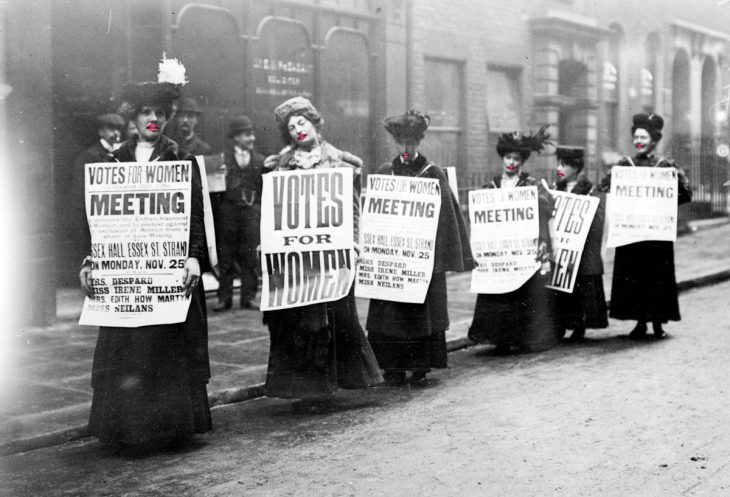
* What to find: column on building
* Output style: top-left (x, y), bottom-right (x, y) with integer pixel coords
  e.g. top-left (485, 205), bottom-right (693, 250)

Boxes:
top-left (530, 13), bottom-right (609, 180)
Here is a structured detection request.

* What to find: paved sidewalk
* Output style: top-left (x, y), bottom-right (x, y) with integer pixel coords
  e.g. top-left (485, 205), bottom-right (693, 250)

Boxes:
top-left (2, 220), bottom-right (729, 451)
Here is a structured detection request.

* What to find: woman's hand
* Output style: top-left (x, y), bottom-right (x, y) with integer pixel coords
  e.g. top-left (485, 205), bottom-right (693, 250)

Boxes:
top-left (79, 262), bottom-right (94, 298)
top-left (536, 241), bottom-right (551, 275)
top-left (181, 257), bottom-right (201, 297)
top-left (263, 154), bottom-right (280, 170)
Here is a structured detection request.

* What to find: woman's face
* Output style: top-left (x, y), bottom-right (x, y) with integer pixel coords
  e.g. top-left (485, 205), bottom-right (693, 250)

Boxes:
top-left (287, 115), bottom-right (319, 149)
top-left (396, 139), bottom-right (420, 162)
top-left (135, 106), bottom-right (168, 142)
top-left (556, 160), bottom-right (578, 182)
top-left (502, 151), bottom-right (522, 175)
top-left (633, 128), bottom-right (655, 156)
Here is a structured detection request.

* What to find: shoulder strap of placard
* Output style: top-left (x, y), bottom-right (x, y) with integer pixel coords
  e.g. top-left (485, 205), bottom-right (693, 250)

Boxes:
top-left (623, 156), bottom-right (636, 167)
top-left (416, 162), bottom-right (434, 177)
top-left (655, 156), bottom-right (667, 168)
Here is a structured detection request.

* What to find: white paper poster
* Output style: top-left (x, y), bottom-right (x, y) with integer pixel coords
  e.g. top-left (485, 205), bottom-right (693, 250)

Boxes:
top-left (606, 166), bottom-right (678, 248)
top-left (546, 190), bottom-right (600, 293)
top-left (260, 168), bottom-right (356, 311)
top-left (469, 186), bottom-right (540, 294)
top-left (79, 161), bottom-right (193, 327)
top-left (355, 174), bottom-right (441, 303)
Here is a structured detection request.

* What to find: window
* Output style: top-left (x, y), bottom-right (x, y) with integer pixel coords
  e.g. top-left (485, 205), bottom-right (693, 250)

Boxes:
top-left (486, 66), bottom-right (522, 132)
top-left (421, 58), bottom-right (464, 170)
top-left (425, 58), bottom-right (463, 128)
top-left (643, 33), bottom-right (660, 112)
top-left (603, 61), bottom-right (619, 149)
top-left (641, 68), bottom-right (655, 111)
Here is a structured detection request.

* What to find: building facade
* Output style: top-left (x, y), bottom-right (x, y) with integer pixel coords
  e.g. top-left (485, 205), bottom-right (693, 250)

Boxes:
top-left (3, 0), bottom-right (730, 324)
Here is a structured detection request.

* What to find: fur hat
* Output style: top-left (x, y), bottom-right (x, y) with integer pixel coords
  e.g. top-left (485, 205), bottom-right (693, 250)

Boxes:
top-left (382, 109), bottom-right (430, 142)
top-left (556, 145), bottom-right (585, 172)
top-left (496, 125), bottom-right (552, 161)
top-left (555, 145), bottom-right (584, 161)
top-left (274, 96), bottom-right (322, 125)
top-left (631, 112), bottom-right (664, 142)
top-left (228, 115), bottom-right (253, 138)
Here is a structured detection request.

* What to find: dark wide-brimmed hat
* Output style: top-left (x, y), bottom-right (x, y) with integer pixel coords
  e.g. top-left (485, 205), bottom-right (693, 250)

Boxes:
top-left (176, 97), bottom-right (202, 115)
top-left (122, 54), bottom-right (187, 115)
top-left (274, 96), bottom-right (322, 125)
top-left (97, 113), bottom-right (126, 130)
top-left (382, 109), bottom-right (430, 142)
top-left (631, 112), bottom-right (664, 142)
top-left (496, 125), bottom-right (552, 160)
top-left (228, 115), bottom-right (253, 137)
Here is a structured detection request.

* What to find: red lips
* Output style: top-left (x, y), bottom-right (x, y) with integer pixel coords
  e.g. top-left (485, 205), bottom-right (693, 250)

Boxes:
top-left (506, 165), bottom-right (516, 171)
top-left (146, 123), bottom-right (160, 132)
top-left (297, 133), bottom-right (307, 141)
top-left (402, 153), bottom-right (410, 159)
top-left (636, 144), bottom-right (645, 149)
top-left (556, 171), bottom-right (565, 178)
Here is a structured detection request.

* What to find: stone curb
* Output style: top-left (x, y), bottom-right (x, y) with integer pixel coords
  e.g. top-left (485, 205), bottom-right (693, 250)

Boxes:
top-left (4, 268), bottom-right (730, 458)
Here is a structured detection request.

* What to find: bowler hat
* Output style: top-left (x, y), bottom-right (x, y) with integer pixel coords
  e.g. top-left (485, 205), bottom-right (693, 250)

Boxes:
top-left (177, 97), bottom-right (202, 115)
top-left (97, 113), bottom-right (126, 130)
top-left (228, 115), bottom-right (253, 138)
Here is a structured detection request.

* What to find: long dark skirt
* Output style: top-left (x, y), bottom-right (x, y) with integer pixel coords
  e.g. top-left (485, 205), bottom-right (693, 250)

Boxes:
top-left (610, 241), bottom-right (680, 323)
top-left (555, 274), bottom-right (609, 330)
top-left (468, 273), bottom-right (559, 349)
top-left (263, 290), bottom-right (382, 400)
top-left (89, 284), bottom-right (212, 446)
top-left (366, 272), bottom-right (449, 372)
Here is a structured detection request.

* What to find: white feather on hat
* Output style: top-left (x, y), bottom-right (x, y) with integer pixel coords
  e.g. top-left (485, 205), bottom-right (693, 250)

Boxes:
top-left (157, 53), bottom-right (187, 86)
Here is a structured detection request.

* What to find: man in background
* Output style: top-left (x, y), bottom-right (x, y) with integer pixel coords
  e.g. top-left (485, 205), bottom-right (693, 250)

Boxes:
top-left (172, 97), bottom-right (212, 156)
top-left (214, 115), bottom-right (265, 311)
top-left (70, 113), bottom-right (126, 263)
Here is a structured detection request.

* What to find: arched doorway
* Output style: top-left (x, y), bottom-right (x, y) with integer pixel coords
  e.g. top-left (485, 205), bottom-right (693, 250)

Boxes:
top-left (699, 55), bottom-right (725, 215)
top-left (700, 55), bottom-right (718, 145)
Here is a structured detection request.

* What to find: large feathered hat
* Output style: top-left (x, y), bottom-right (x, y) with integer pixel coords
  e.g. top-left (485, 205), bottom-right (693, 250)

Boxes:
top-left (382, 109), bottom-right (430, 142)
top-left (496, 125), bottom-right (552, 161)
top-left (122, 54), bottom-right (187, 115)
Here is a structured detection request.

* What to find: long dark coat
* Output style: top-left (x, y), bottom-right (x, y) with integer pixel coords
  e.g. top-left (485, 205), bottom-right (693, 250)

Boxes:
top-left (88, 135), bottom-right (212, 446)
top-left (599, 154), bottom-right (692, 323)
top-left (553, 174), bottom-right (608, 330)
top-left (468, 171), bottom-right (560, 349)
top-left (263, 142), bottom-right (382, 399)
top-left (366, 154), bottom-right (475, 371)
